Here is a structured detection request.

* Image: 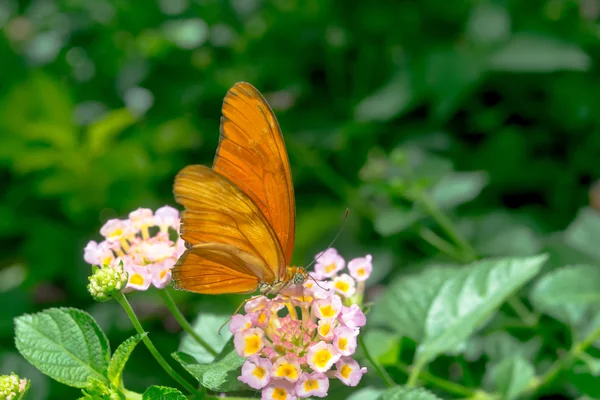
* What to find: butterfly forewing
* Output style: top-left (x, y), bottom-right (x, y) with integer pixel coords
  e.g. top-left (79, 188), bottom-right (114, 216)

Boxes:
top-left (214, 82), bottom-right (296, 271)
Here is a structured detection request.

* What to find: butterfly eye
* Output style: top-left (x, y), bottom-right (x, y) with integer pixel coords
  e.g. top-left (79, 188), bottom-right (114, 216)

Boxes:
top-left (293, 272), bottom-right (306, 286)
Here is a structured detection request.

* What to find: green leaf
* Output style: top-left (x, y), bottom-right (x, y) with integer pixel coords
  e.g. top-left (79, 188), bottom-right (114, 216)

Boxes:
top-left (466, 3), bottom-right (510, 45)
top-left (348, 387), bottom-right (386, 400)
top-left (142, 386), bottom-right (187, 400)
top-left (370, 265), bottom-right (459, 342)
top-left (480, 332), bottom-right (542, 363)
top-left (531, 265), bottom-right (600, 346)
top-left (178, 309), bottom-right (232, 363)
top-left (374, 206), bottom-right (421, 237)
top-left (361, 329), bottom-right (401, 366)
top-left (489, 34), bottom-right (591, 72)
top-left (377, 386), bottom-right (443, 400)
top-left (564, 208), bottom-right (600, 261)
top-left (86, 109), bottom-right (136, 154)
top-left (355, 70), bottom-right (419, 122)
top-left (489, 356), bottom-right (535, 400)
top-left (429, 171), bottom-right (488, 209)
top-left (107, 333), bottom-right (147, 386)
top-left (14, 308), bottom-right (110, 388)
top-left (416, 255), bottom-right (547, 364)
top-left (172, 340), bottom-right (244, 392)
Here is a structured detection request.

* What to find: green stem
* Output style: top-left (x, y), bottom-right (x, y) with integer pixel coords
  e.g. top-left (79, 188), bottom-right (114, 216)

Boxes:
top-left (406, 357), bottom-right (427, 388)
top-left (113, 292), bottom-right (200, 397)
top-left (527, 326), bottom-right (600, 393)
top-left (418, 226), bottom-right (472, 263)
top-left (159, 288), bottom-right (218, 357)
top-left (396, 360), bottom-right (475, 397)
top-left (358, 334), bottom-right (396, 387)
top-left (507, 297), bottom-right (539, 327)
top-left (413, 191), bottom-right (477, 262)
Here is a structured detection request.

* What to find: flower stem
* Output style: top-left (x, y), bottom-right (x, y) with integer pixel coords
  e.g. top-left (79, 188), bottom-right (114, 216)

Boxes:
top-left (507, 297), bottom-right (539, 327)
top-left (159, 288), bottom-right (218, 357)
top-left (358, 334), bottom-right (396, 387)
top-left (526, 326), bottom-right (600, 394)
top-left (113, 292), bottom-right (200, 397)
top-left (417, 226), bottom-right (472, 263)
top-left (406, 357), bottom-right (426, 388)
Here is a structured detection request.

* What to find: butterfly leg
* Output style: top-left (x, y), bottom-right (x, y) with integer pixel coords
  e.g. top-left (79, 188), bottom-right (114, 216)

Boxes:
top-left (217, 296), bottom-right (253, 335)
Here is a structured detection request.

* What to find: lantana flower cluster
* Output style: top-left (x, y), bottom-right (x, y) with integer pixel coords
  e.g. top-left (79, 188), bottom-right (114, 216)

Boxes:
top-left (83, 206), bottom-right (184, 292)
top-left (230, 248), bottom-right (372, 400)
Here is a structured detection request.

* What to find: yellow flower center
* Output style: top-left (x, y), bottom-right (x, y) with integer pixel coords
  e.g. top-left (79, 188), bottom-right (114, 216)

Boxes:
top-left (340, 364), bottom-right (353, 379)
top-left (130, 274), bottom-right (144, 285)
top-left (314, 349), bottom-right (333, 368)
top-left (304, 379), bottom-right (318, 391)
top-left (273, 387), bottom-right (288, 400)
top-left (335, 280), bottom-right (350, 292)
top-left (358, 267), bottom-right (365, 276)
top-left (102, 256), bottom-right (113, 266)
top-left (244, 335), bottom-right (261, 355)
top-left (276, 363), bottom-right (298, 380)
top-left (159, 270), bottom-right (167, 279)
top-left (319, 305), bottom-right (335, 318)
top-left (252, 366), bottom-right (266, 379)
top-left (258, 312), bottom-right (267, 324)
top-left (109, 228), bottom-right (123, 238)
top-left (324, 263), bottom-right (337, 273)
top-left (338, 337), bottom-right (348, 351)
top-left (319, 323), bottom-right (331, 337)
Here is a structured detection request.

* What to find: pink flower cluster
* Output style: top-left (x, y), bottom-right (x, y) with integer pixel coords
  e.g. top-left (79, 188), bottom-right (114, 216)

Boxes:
top-left (83, 206), bottom-right (184, 292)
top-left (230, 248), bottom-right (372, 400)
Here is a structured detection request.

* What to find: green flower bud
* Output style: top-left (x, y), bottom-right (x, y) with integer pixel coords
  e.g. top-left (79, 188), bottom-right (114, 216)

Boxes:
top-left (88, 262), bottom-right (128, 302)
top-left (0, 373), bottom-right (29, 400)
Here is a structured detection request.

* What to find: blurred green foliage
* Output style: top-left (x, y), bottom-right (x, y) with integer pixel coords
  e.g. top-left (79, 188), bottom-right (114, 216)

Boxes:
top-left (2, 0), bottom-right (600, 398)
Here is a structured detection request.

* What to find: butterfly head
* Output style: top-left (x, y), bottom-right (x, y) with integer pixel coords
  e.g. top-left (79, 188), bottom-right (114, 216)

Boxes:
top-left (286, 266), bottom-right (307, 286)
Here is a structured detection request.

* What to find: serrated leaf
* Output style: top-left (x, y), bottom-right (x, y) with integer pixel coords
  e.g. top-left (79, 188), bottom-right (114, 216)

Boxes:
top-left (489, 34), bottom-right (591, 72)
top-left (564, 208), bottom-right (600, 261)
top-left (142, 386), bottom-right (187, 400)
top-left (14, 308), bottom-right (110, 388)
top-left (417, 255), bottom-right (547, 364)
top-left (108, 333), bottom-right (147, 386)
top-left (172, 340), bottom-right (244, 392)
top-left (178, 310), bottom-right (231, 363)
top-left (490, 356), bottom-right (535, 400)
top-left (370, 266), bottom-right (459, 342)
top-left (377, 386), bottom-right (443, 400)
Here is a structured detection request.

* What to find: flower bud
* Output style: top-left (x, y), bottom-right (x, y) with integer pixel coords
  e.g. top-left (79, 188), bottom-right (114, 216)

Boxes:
top-left (0, 373), bottom-right (29, 400)
top-left (88, 262), bottom-right (128, 301)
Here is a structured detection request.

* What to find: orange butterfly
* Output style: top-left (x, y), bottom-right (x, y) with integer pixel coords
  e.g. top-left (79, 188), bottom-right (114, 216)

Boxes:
top-left (172, 82), bottom-right (307, 296)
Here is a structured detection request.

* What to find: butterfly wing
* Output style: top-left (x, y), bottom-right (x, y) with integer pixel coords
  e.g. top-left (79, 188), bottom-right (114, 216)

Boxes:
top-left (172, 164), bottom-right (286, 293)
top-left (172, 243), bottom-right (266, 294)
top-left (214, 82), bottom-right (296, 272)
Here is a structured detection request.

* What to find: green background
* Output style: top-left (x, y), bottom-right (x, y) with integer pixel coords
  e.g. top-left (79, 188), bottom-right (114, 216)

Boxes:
top-left (1, 0), bottom-right (600, 398)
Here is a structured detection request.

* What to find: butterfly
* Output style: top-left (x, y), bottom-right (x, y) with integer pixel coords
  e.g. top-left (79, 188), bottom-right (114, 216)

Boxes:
top-left (171, 82), bottom-right (307, 296)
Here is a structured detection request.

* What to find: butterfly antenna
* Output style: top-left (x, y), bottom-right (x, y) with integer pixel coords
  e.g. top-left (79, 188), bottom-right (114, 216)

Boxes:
top-left (308, 274), bottom-right (328, 290)
top-left (304, 208), bottom-right (350, 271)
top-left (217, 297), bottom-right (250, 335)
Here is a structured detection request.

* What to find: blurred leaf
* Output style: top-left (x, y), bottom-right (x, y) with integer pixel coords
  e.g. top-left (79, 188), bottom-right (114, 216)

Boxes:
top-left (361, 329), bottom-right (401, 366)
top-left (466, 3), bottom-right (510, 45)
top-left (416, 255), bottom-right (547, 364)
top-left (142, 386), bottom-right (186, 400)
top-left (480, 332), bottom-right (542, 363)
top-left (531, 265), bottom-right (600, 346)
top-left (489, 34), bottom-right (591, 72)
top-left (178, 310), bottom-right (232, 363)
top-left (374, 206), bottom-right (421, 237)
top-left (86, 109), bottom-right (137, 154)
top-left (348, 387), bottom-right (386, 400)
top-left (355, 70), bottom-right (419, 122)
top-left (371, 266), bottom-right (459, 342)
top-left (377, 386), bottom-right (443, 400)
top-left (564, 208), bottom-right (600, 261)
top-left (429, 171), bottom-right (488, 209)
top-left (107, 333), bottom-right (147, 387)
top-left (172, 340), bottom-right (244, 392)
top-left (489, 356), bottom-right (535, 400)
top-left (14, 308), bottom-right (110, 388)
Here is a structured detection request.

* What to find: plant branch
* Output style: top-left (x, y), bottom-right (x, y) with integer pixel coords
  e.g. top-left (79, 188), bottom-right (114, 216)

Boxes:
top-left (417, 226), bottom-right (472, 263)
top-left (159, 288), bottom-right (218, 357)
top-left (396, 359), bottom-right (476, 397)
top-left (526, 326), bottom-right (600, 394)
top-left (113, 292), bottom-right (200, 397)
top-left (358, 334), bottom-right (396, 387)
top-left (507, 297), bottom-right (539, 327)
